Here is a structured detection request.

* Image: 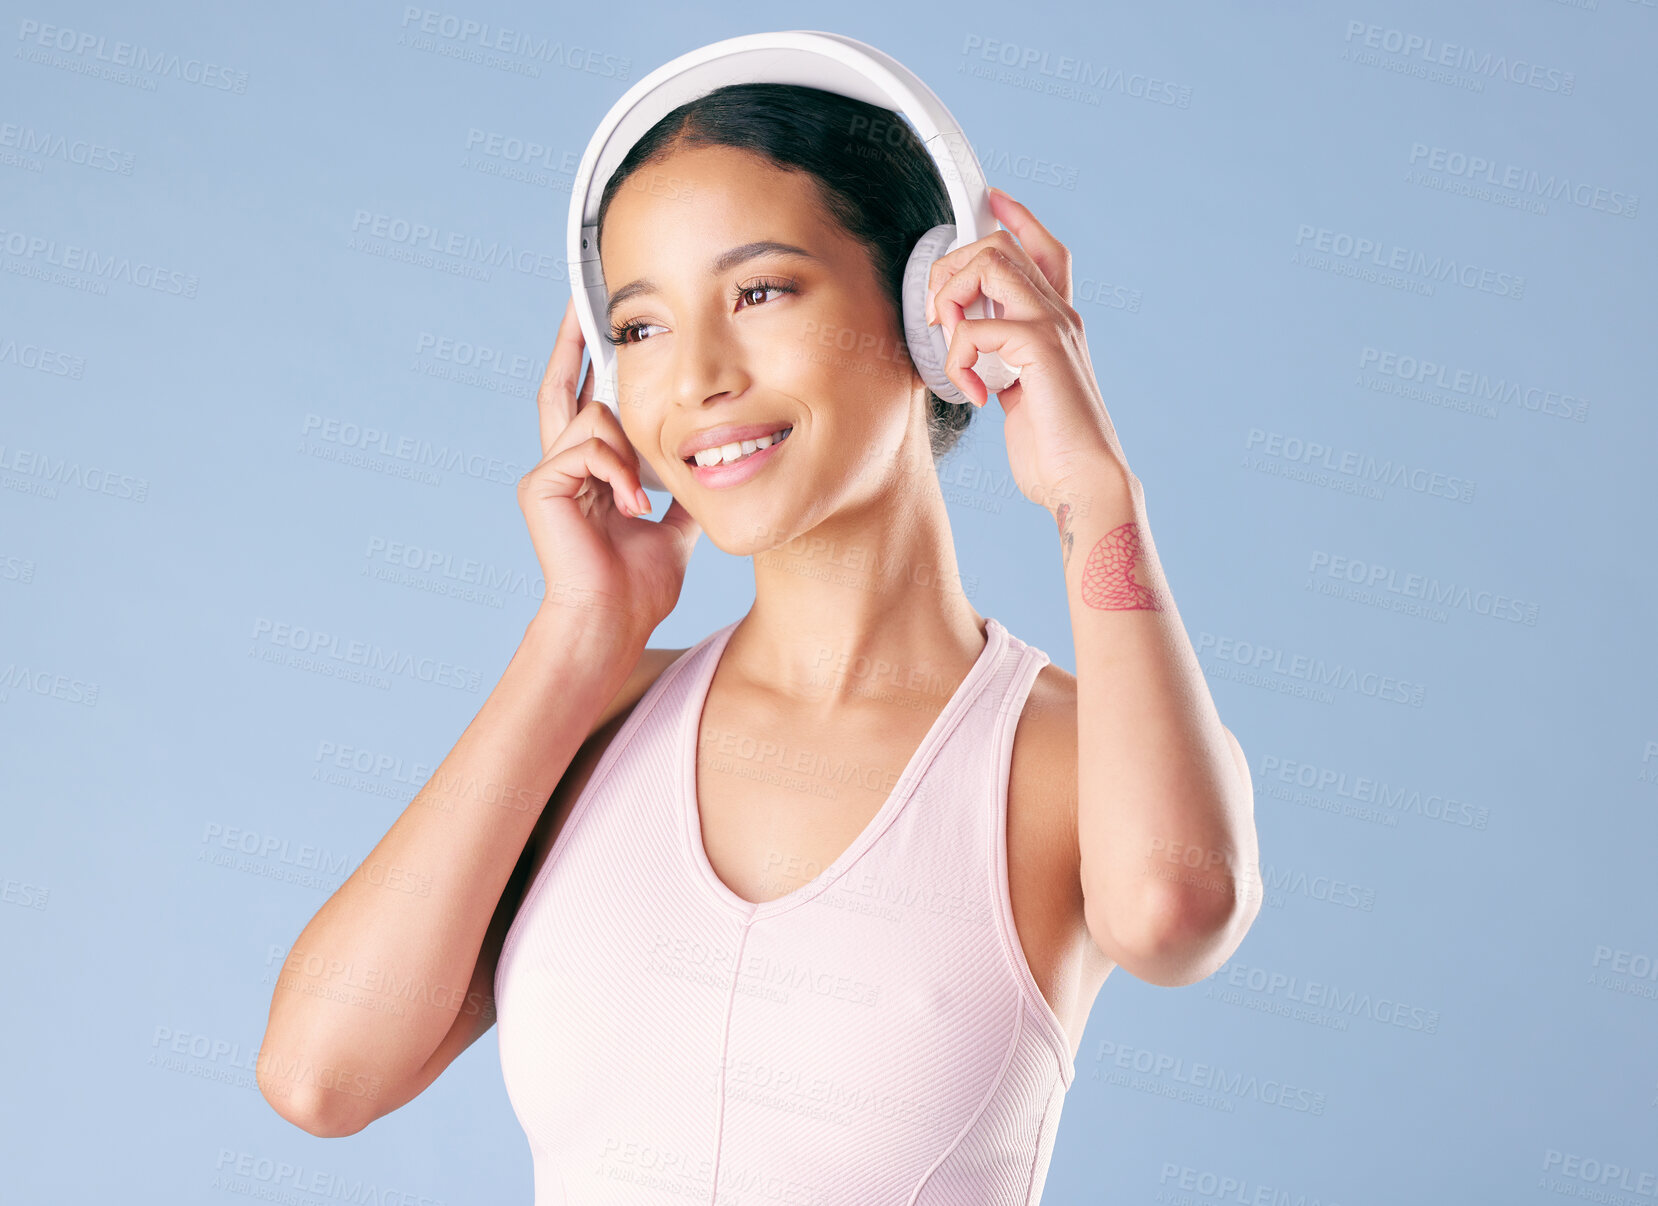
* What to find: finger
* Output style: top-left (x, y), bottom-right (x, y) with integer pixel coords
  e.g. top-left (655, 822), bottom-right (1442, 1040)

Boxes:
top-left (987, 186), bottom-right (1073, 304)
top-left (535, 372), bottom-right (623, 465)
top-left (931, 246), bottom-right (1051, 350)
top-left (536, 297), bottom-right (587, 458)
top-left (583, 396), bottom-right (649, 506)
top-left (570, 437), bottom-right (646, 517)
top-left (940, 316), bottom-right (1045, 409)
top-left (526, 435), bottom-right (649, 518)
top-left (926, 228), bottom-right (1063, 326)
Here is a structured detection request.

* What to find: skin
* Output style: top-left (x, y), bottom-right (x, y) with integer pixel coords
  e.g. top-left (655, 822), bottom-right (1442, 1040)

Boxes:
top-left (253, 138), bottom-right (1255, 1141)
top-left (594, 142), bottom-right (1112, 1054)
top-left (592, 142), bottom-right (1257, 1053)
top-left (599, 142), bottom-right (996, 715)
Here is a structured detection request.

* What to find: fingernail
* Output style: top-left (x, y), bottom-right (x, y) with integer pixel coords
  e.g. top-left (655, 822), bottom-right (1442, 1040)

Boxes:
top-left (635, 488), bottom-right (650, 513)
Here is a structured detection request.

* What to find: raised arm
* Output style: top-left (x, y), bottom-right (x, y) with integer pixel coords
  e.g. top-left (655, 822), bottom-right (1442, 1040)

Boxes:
top-left (255, 610), bottom-right (644, 1136)
top-left (256, 297), bottom-right (701, 1135)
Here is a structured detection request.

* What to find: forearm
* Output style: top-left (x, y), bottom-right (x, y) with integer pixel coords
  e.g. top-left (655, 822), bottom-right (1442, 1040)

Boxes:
top-left (258, 605), bottom-right (643, 1120)
top-left (1054, 465), bottom-right (1259, 968)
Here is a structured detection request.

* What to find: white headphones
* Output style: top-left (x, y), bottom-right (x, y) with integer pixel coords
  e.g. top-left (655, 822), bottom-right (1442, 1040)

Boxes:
top-left (567, 29), bottom-right (1021, 491)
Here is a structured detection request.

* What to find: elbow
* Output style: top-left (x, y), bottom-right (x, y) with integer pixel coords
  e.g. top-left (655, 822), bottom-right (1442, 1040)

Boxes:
top-left (257, 1057), bottom-right (377, 1138)
top-left (1096, 880), bottom-right (1259, 989)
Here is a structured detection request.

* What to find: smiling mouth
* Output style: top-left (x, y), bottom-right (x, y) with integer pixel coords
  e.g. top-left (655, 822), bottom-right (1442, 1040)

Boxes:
top-left (684, 425), bottom-right (793, 468)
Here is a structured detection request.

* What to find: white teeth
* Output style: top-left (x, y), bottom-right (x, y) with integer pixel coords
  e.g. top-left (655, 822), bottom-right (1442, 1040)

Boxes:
top-left (691, 426), bottom-right (792, 467)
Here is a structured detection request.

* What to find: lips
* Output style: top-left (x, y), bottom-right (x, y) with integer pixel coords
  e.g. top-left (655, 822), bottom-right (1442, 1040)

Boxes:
top-left (683, 425), bottom-right (793, 467)
top-left (679, 423), bottom-right (793, 490)
top-left (676, 420), bottom-right (797, 462)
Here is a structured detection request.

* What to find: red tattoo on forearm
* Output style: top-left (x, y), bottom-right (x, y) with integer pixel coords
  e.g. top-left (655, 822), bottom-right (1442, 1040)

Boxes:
top-left (1079, 521), bottom-right (1164, 611)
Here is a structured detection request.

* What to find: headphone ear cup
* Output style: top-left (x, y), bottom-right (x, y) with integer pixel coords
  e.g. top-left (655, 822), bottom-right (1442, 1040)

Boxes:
top-left (901, 224), bottom-right (970, 407)
top-left (902, 223), bottom-right (1023, 403)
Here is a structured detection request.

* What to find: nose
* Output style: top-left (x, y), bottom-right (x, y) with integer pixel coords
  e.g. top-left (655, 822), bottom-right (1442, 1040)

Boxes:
top-left (613, 303), bottom-right (756, 483)
top-left (665, 306), bottom-right (753, 420)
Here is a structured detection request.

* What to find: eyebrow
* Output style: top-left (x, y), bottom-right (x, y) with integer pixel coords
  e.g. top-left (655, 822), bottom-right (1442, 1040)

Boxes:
top-left (605, 241), bottom-right (819, 320)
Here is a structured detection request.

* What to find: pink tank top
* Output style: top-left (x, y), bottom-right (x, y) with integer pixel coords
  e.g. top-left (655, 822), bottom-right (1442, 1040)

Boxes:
top-left (494, 615), bottom-right (1075, 1204)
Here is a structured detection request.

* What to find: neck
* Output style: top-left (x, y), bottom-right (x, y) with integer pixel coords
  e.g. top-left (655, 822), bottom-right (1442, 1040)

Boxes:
top-left (728, 462), bottom-right (986, 711)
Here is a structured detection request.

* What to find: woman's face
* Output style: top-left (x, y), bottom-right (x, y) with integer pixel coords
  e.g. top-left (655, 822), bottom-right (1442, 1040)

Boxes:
top-left (599, 143), bottom-right (928, 554)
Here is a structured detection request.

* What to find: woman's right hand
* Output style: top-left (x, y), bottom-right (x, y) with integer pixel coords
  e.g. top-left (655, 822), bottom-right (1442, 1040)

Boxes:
top-left (519, 297), bottom-right (701, 639)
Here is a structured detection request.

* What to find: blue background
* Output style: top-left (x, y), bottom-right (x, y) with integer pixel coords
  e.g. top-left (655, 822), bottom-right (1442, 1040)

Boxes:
top-left (3, 0), bottom-right (1655, 1201)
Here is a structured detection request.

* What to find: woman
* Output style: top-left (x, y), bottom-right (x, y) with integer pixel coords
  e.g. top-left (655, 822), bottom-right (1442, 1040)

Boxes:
top-left (257, 82), bottom-right (1260, 1201)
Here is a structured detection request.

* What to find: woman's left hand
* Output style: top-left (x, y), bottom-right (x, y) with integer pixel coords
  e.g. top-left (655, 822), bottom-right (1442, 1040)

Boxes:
top-left (926, 186), bottom-right (1137, 512)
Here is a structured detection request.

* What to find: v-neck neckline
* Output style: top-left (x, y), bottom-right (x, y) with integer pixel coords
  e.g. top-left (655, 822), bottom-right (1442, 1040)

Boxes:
top-left (680, 616), bottom-right (1008, 919)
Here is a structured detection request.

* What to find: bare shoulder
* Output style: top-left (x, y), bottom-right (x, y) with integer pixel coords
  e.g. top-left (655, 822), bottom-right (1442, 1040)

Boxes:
top-left (1004, 660), bottom-right (1108, 999)
top-left (1007, 661), bottom-right (1081, 880)
top-left (1009, 660), bottom-right (1079, 820)
top-left (1008, 662), bottom-right (1245, 829)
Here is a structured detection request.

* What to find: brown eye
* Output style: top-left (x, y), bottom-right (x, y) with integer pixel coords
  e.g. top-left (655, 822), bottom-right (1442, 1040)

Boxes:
top-left (732, 278), bottom-right (798, 310)
top-left (607, 319), bottom-right (664, 346)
